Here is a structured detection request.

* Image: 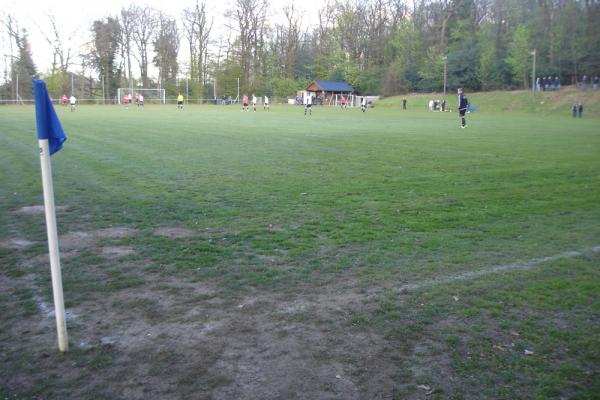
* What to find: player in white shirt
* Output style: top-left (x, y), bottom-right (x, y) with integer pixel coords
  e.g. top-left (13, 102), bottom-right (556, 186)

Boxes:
top-left (304, 94), bottom-right (312, 116)
top-left (69, 95), bottom-right (77, 112)
top-left (252, 94), bottom-right (257, 112)
top-left (263, 95), bottom-right (269, 111)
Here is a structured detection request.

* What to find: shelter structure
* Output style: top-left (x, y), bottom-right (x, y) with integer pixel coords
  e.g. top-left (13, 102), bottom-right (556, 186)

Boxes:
top-left (305, 80), bottom-right (354, 107)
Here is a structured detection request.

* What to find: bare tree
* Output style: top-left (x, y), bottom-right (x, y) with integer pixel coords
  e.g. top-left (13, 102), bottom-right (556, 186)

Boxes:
top-left (227, 0), bottom-right (268, 88)
top-left (182, 1), bottom-right (213, 88)
top-left (35, 13), bottom-right (73, 75)
top-left (131, 6), bottom-right (158, 87)
top-left (276, 3), bottom-right (302, 79)
top-left (120, 6), bottom-right (136, 88)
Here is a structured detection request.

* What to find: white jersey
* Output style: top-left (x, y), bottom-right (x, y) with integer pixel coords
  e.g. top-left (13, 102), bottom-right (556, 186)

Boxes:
top-left (69, 96), bottom-right (76, 105)
top-left (304, 95), bottom-right (312, 105)
top-left (252, 95), bottom-right (257, 105)
top-left (264, 96), bottom-right (269, 105)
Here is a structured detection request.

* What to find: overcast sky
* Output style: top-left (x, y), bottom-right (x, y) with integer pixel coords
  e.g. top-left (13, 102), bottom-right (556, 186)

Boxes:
top-left (1, 0), bottom-right (318, 82)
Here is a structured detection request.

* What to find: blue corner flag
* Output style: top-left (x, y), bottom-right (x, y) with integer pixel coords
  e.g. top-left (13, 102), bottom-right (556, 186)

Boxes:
top-left (33, 80), bottom-right (67, 155)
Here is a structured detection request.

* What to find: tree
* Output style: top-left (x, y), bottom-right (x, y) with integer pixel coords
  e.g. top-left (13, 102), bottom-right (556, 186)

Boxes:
top-left (273, 3), bottom-right (302, 80)
top-left (226, 0), bottom-right (268, 91)
top-left (507, 26), bottom-right (531, 88)
top-left (153, 14), bottom-right (180, 93)
top-left (90, 17), bottom-right (121, 102)
top-left (131, 6), bottom-right (158, 87)
top-left (14, 29), bottom-right (38, 100)
top-left (120, 6), bottom-right (136, 89)
top-left (182, 1), bottom-right (213, 96)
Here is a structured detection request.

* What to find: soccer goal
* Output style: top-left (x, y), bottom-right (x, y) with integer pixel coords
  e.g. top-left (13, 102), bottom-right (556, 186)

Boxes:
top-left (117, 88), bottom-right (166, 104)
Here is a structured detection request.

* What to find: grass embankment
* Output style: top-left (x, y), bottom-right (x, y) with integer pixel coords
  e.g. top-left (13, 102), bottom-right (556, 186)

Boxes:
top-left (379, 85), bottom-right (600, 116)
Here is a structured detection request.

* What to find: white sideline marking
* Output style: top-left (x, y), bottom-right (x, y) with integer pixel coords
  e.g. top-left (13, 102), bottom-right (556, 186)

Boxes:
top-left (394, 246), bottom-right (600, 293)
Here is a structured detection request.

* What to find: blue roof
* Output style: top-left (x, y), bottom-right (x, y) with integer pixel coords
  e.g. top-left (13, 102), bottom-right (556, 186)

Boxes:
top-left (309, 80), bottom-right (354, 92)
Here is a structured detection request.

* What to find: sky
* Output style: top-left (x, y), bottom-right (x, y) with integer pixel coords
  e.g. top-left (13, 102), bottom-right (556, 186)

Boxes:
top-left (1, 0), bottom-right (319, 82)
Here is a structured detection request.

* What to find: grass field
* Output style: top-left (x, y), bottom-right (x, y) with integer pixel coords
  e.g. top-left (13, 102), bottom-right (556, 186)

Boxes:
top-left (1, 95), bottom-right (599, 399)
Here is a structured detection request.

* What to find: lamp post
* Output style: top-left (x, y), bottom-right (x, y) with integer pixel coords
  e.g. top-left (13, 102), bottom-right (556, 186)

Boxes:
top-left (442, 55), bottom-right (448, 100)
top-left (530, 49), bottom-right (536, 100)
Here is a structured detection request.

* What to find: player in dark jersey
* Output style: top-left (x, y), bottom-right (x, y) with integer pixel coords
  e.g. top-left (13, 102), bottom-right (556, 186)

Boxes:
top-left (457, 88), bottom-right (469, 128)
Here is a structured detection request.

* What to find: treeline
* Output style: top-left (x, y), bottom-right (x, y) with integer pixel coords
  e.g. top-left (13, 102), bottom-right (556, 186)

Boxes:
top-left (2, 0), bottom-right (599, 101)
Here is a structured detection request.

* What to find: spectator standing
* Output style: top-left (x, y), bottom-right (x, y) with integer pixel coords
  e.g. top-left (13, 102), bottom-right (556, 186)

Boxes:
top-left (578, 103), bottom-right (583, 118)
top-left (457, 88), bottom-right (469, 128)
top-left (581, 75), bottom-right (588, 90)
top-left (593, 76), bottom-right (599, 91)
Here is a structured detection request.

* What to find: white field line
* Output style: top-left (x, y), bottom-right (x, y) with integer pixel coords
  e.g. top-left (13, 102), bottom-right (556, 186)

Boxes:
top-left (394, 246), bottom-right (600, 293)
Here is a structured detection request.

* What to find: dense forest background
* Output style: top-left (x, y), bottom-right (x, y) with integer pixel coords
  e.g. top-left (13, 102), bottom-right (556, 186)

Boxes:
top-left (2, 0), bottom-right (599, 101)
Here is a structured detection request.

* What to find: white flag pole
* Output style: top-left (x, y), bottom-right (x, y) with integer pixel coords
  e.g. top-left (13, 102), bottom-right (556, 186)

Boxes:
top-left (38, 139), bottom-right (69, 352)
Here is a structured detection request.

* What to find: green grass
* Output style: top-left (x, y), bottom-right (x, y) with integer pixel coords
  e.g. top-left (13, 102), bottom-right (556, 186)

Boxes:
top-left (1, 97), bottom-right (599, 399)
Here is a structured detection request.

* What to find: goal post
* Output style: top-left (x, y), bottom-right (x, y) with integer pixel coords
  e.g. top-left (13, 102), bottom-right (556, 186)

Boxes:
top-left (117, 88), bottom-right (166, 104)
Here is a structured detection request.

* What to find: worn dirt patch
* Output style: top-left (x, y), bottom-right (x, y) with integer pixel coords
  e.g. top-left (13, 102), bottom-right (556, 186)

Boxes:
top-left (100, 246), bottom-right (136, 258)
top-left (59, 227), bottom-right (138, 251)
top-left (0, 238), bottom-right (37, 249)
top-left (13, 205), bottom-right (69, 215)
top-left (153, 227), bottom-right (196, 239)
top-left (0, 268), bottom-right (406, 399)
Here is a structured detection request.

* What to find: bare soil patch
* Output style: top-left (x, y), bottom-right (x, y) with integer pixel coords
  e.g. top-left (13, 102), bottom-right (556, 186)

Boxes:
top-left (13, 205), bottom-right (69, 215)
top-left (0, 270), bottom-right (406, 399)
top-left (59, 227), bottom-right (138, 251)
top-left (100, 246), bottom-right (136, 258)
top-left (153, 227), bottom-right (196, 239)
top-left (0, 238), bottom-right (37, 249)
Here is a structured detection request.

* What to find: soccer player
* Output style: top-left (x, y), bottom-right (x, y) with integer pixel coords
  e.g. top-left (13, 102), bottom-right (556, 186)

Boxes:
top-left (341, 95), bottom-right (347, 111)
top-left (61, 94), bottom-right (68, 106)
top-left (69, 94), bottom-right (77, 112)
top-left (242, 95), bottom-right (249, 111)
top-left (252, 94), bottom-right (257, 112)
top-left (304, 93), bottom-right (312, 116)
top-left (457, 88), bottom-right (469, 128)
top-left (264, 95), bottom-right (269, 111)
top-left (360, 96), bottom-right (366, 112)
top-left (177, 93), bottom-right (184, 110)
top-left (138, 93), bottom-right (144, 107)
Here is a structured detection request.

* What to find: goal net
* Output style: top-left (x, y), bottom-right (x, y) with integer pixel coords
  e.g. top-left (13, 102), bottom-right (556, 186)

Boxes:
top-left (117, 88), bottom-right (166, 104)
